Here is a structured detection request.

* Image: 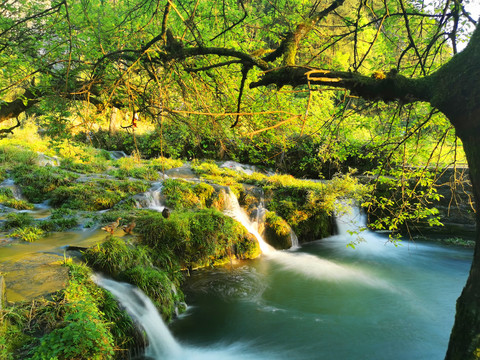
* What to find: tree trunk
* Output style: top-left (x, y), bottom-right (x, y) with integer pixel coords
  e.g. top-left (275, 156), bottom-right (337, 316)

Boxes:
top-left (446, 130), bottom-right (480, 360)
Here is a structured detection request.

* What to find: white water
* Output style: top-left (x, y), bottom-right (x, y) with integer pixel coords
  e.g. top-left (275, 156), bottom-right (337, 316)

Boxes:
top-left (223, 191), bottom-right (275, 254)
top-left (223, 191), bottom-right (393, 290)
top-left (93, 275), bottom-right (275, 360)
top-left (135, 182), bottom-right (166, 211)
top-left (92, 275), bottom-right (182, 359)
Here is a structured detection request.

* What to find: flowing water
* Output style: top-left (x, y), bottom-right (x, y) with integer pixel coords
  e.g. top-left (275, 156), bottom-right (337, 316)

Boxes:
top-left (97, 198), bottom-right (472, 359)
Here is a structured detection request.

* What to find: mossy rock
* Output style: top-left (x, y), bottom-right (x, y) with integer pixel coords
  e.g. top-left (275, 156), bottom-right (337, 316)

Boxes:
top-left (49, 179), bottom-right (149, 211)
top-left (84, 237), bottom-right (152, 276)
top-left (11, 164), bottom-right (79, 203)
top-left (136, 209), bottom-right (260, 270)
top-left (264, 211), bottom-right (292, 250)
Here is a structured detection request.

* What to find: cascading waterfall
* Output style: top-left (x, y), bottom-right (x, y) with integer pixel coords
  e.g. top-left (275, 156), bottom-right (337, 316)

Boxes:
top-left (134, 182), bottom-right (165, 211)
top-left (329, 200), bottom-right (401, 256)
top-left (92, 275), bottom-right (182, 359)
top-left (0, 178), bottom-right (24, 200)
top-left (223, 190), bottom-right (275, 254)
top-left (223, 190), bottom-right (392, 289)
top-left (334, 200), bottom-right (367, 236)
top-left (93, 275), bottom-right (276, 360)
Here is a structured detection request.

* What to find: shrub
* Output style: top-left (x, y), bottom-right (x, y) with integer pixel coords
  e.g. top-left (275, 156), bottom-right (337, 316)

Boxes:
top-left (3, 212), bottom-right (35, 230)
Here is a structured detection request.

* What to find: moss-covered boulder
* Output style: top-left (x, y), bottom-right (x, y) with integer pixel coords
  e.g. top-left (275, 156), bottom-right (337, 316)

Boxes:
top-left (49, 179), bottom-right (149, 210)
top-left (264, 211), bottom-right (292, 249)
top-left (11, 164), bottom-right (79, 203)
top-left (136, 209), bottom-right (260, 270)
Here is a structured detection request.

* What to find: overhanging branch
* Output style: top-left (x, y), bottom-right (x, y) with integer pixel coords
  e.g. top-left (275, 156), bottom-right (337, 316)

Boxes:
top-left (250, 66), bottom-right (433, 104)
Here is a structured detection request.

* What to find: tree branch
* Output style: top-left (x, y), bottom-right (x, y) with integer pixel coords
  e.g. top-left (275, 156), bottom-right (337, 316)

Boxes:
top-left (250, 66), bottom-right (433, 104)
top-left (0, 89), bottom-right (40, 123)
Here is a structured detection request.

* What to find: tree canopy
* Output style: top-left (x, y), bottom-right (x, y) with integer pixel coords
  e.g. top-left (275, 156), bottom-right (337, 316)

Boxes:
top-left (2, 0), bottom-right (480, 358)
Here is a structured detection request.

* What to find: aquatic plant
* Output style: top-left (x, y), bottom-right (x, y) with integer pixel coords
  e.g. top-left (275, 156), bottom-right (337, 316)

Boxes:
top-left (10, 226), bottom-right (44, 242)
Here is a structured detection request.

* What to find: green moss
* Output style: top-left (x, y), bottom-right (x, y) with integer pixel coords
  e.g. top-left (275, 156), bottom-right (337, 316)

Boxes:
top-left (193, 182), bottom-right (215, 207)
top-left (137, 209), bottom-right (260, 270)
top-left (11, 164), bottom-right (79, 203)
top-left (50, 179), bottom-right (149, 211)
top-left (84, 237), bottom-right (152, 276)
top-left (162, 178), bottom-right (202, 210)
top-left (264, 211), bottom-right (292, 249)
top-left (120, 266), bottom-right (184, 321)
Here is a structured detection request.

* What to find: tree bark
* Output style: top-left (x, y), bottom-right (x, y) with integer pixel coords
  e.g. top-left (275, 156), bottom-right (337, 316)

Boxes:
top-left (445, 129), bottom-right (480, 360)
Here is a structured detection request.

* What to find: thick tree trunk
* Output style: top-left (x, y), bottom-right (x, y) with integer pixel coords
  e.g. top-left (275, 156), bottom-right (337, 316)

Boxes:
top-left (445, 130), bottom-right (480, 360)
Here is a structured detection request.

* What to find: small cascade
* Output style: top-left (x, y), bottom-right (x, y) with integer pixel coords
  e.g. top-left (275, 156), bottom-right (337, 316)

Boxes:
top-left (0, 178), bottom-right (24, 200)
top-left (223, 191), bottom-right (275, 254)
top-left (335, 200), bottom-right (367, 236)
top-left (289, 230), bottom-right (299, 249)
top-left (330, 200), bottom-right (401, 255)
top-left (134, 182), bottom-right (165, 211)
top-left (92, 275), bottom-right (182, 359)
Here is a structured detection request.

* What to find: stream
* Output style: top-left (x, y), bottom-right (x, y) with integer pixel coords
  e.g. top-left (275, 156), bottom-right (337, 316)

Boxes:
top-left (97, 203), bottom-right (473, 359)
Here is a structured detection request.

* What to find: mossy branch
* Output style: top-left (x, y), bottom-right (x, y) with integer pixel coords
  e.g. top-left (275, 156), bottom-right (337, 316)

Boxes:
top-left (250, 66), bottom-right (433, 105)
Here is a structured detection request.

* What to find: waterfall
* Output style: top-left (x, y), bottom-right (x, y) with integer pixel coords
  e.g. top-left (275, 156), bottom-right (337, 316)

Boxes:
top-left (0, 179), bottom-right (24, 200)
top-left (134, 182), bottom-right (165, 211)
top-left (92, 275), bottom-right (182, 359)
top-left (223, 191), bottom-right (275, 254)
top-left (289, 230), bottom-right (299, 249)
top-left (93, 275), bottom-right (277, 360)
top-left (334, 200), bottom-right (367, 236)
